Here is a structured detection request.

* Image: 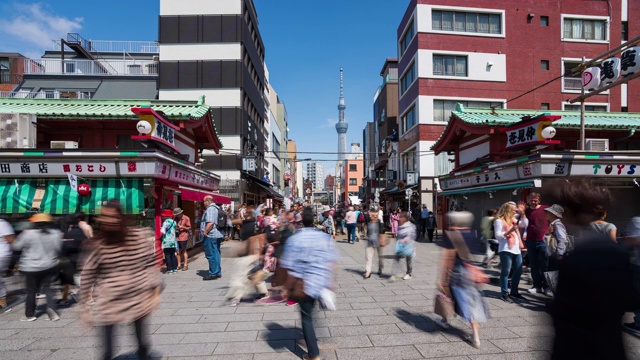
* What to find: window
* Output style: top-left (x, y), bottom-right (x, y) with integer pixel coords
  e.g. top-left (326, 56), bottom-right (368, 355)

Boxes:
top-left (349, 164), bottom-right (357, 171)
top-left (563, 60), bottom-right (589, 91)
top-left (401, 106), bottom-right (417, 133)
top-left (272, 137), bottom-right (281, 159)
top-left (564, 104), bottom-right (608, 112)
top-left (563, 18), bottom-right (607, 41)
top-left (540, 16), bottom-right (549, 26)
top-left (273, 167), bottom-right (281, 187)
top-left (622, 106), bottom-right (628, 113)
top-left (433, 100), bottom-right (503, 122)
top-left (541, 103), bottom-right (550, 110)
top-left (402, 148), bottom-right (417, 180)
top-left (400, 20), bottom-right (415, 56)
top-left (622, 21), bottom-right (628, 41)
top-left (400, 62), bottom-right (416, 94)
top-left (433, 55), bottom-right (467, 77)
top-left (432, 10), bottom-right (501, 35)
top-left (541, 60), bottom-right (549, 70)
top-left (349, 178), bottom-right (357, 185)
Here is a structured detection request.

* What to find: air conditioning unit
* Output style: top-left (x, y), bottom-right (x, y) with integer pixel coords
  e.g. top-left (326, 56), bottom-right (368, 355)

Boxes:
top-left (584, 139), bottom-right (609, 151)
top-left (50, 141), bottom-right (78, 149)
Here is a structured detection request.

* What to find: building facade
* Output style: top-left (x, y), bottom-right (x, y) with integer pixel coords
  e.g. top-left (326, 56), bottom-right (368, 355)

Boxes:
top-left (306, 162), bottom-right (325, 191)
top-left (397, 0), bottom-right (633, 211)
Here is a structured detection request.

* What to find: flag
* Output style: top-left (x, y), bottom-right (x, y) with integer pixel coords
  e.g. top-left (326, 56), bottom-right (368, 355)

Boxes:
top-left (67, 174), bottom-right (78, 192)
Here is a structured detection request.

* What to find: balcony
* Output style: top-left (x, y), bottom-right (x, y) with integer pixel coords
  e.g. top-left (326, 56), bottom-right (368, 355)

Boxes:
top-left (52, 38), bottom-right (158, 54)
top-left (0, 90), bottom-right (90, 99)
top-left (23, 58), bottom-right (158, 77)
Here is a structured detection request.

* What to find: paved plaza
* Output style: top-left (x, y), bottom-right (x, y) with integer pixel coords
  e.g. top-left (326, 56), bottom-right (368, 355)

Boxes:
top-left (2, 234), bottom-right (640, 359)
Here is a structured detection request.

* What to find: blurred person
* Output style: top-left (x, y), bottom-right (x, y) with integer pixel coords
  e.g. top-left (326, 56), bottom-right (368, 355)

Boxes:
top-left (345, 206), bottom-right (357, 244)
top-left (544, 204), bottom-right (569, 272)
top-left (159, 209), bottom-right (179, 274)
top-left (481, 209), bottom-right (499, 266)
top-left (548, 179), bottom-right (639, 360)
top-left (0, 218), bottom-right (15, 311)
top-left (494, 202), bottom-right (526, 303)
top-left (76, 211), bottom-right (93, 239)
top-left (58, 215), bottom-right (88, 306)
top-left (390, 209), bottom-right (400, 238)
top-left (390, 212), bottom-right (416, 281)
top-left (438, 211), bottom-right (489, 348)
top-left (12, 213), bottom-right (62, 321)
top-left (524, 193), bottom-right (550, 295)
top-left (623, 216), bottom-right (640, 335)
top-left (377, 205), bottom-right (384, 225)
top-left (333, 207), bottom-right (344, 235)
top-left (321, 206), bottom-right (335, 239)
top-left (589, 210), bottom-right (617, 243)
top-left (280, 207), bottom-right (339, 360)
top-left (364, 209), bottom-right (385, 279)
top-left (355, 205), bottom-right (364, 239)
top-left (80, 200), bottom-right (161, 360)
top-left (426, 211), bottom-right (437, 242)
top-left (201, 196), bottom-right (225, 281)
top-left (420, 204), bottom-right (429, 238)
top-left (174, 208), bottom-right (191, 271)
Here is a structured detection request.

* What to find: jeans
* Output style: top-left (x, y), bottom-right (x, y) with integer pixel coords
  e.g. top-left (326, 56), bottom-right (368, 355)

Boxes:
top-left (526, 241), bottom-right (549, 290)
top-left (346, 223), bottom-right (357, 243)
top-left (365, 246), bottom-right (384, 274)
top-left (102, 317), bottom-right (149, 360)
top-left (163, 248), bottom-right (177, 271)
top-left (499, 252), bottom-right (523, 295)
top-left (203, 236), bottom-right (223, 277)
top-left (23, 267), bottom-right (58, 317)
top-left (0, 256), bottom-right (10, 298)
top-left (299, 297), bottom-right (319, 358)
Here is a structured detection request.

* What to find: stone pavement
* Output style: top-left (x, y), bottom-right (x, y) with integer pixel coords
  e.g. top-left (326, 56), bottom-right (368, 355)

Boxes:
top-left (2, 233), bottom-right (640, 360)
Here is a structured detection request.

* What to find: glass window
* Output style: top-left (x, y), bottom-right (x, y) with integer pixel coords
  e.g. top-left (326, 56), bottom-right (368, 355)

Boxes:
top-left (622, 21), bottom-right (628, 41)
top-left (401, 106), bottom-right (417, 134)
top-left (564, 18), bottom-right (607, 40)
top-left (433, 55), bottom-right (467, 77)
top-left (432, 10), bottom-right (502, 35)
top-left (400, 62), bottom-right (416, 94)
top-left (433, 100), bottom-right (503, 122)
top-left (349, 164), bottom-right (357, 171)
top-left (541, 103), bottom-right (550, 110)
top-left (564, 104), bottom-right (608, 112)
top-left (400, 20), bottom-right (415, 56)
top-left (540, 16), bottom-right (549, 26)
top-left (541, 60), bottom-right (549, 70)
top-left (349, 178), bottom-right (357, 185)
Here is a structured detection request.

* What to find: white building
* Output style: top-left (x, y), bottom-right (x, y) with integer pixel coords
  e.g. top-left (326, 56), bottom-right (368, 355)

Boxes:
top-left (306, 162), bottom-right (324, 191)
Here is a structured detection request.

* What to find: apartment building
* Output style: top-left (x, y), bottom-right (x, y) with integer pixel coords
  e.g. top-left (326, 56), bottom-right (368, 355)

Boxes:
top-left (306, 162), bottom-right (324, 191)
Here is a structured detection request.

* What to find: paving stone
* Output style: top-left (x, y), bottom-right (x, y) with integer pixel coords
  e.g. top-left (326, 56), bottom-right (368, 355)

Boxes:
top-left (506, 325), bottom-right (555, 338)
top-left (468, 351), bottom-right (551, 360)
top-left (147, 343), bottom-right (218, 356)
top-left (258, 328), bottom-right (303, 340)
top-left (154, 322), bottom-right (229, 334)
top-left (489, 337), bottom-right (554, 352)
top-left (335, 345), bottom-right (424, 360)
top-left (301, 316), bottom-right (361, 327)
top-left (324, 308), bottom-right (387, 318)
top-left (8, 327), bottom-right (92, 339)
top-left (147, 315), bottom-right (202, 324)
top-left (0, 328), bottom-right (21, 339)
top-left (173, 307), bottom-right (237, 316)
top-left (198, 313), bottom-right (260, 323)
top-left (213, 340), bottom-right (295, 354)
top-left (349, 301), bottom-right (403, 309)
top-left (165, 355), bottom-right (253, 360)
top-left (0, 338), bottom-right (38, 351)
top-left (329, 323), bottom-right (401, 337)
top-left (415, 340), bottom-right (503, 358)
top-left (441, 327), bottom-right (520, 341)
top-left (369, 332), bottom-right (449, 346)
top-left (317, 335), bottom-right (373, 349)
top-left (25, 337), bottom-right (98, 350)
top-left (160, 301), bottom-right (213, 309)
top-left (225, 320), bottom-right (296, 331)
top-left (0, 350), bottom-right (52, 360)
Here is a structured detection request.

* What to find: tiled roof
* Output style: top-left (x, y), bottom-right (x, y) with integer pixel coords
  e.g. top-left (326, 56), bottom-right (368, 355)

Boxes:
top-left (0, 98), bottom-right (210, 120)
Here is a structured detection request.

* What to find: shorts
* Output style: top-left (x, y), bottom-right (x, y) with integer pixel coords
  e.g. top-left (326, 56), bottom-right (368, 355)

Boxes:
top-left (177, 241), bottom-right (188, 251)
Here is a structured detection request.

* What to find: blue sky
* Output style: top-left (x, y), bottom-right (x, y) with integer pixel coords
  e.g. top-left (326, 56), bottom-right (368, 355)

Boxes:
top-left (0, 0), bottom-right (410, 175)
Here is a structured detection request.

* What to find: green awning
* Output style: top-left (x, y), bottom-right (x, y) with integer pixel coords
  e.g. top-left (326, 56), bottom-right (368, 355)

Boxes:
top-left (40, 178), bottom-right (144, 215)
top-left (0, 180), bottom-right (38, 214)
top-left (440, 181), bottom-right (535, 196)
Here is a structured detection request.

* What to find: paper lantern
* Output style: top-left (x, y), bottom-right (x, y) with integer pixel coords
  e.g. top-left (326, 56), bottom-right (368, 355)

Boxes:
top-left (77, 183), bottom-right (91, 196)
top-left (599, 57), bottom-right (621, 88)
top-left (136, 120), bottom-right (152, 135)
top-left (582, 66), bottom-right (601, 91)
top-left (541, 126), bottom-right (557, 139)
top-left (621, 46), bottom-right (640, 78)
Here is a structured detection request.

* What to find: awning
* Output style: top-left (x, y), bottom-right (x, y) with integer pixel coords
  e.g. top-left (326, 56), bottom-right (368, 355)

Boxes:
top-left (439, 180), bottom-right (537, 196)
top-left (40, 178), bottom-right (145, 214)
top-left (180, 187), bottom-right (231, 204)
top-left (0, 180), bottom-right (38, 214)
top-left (254, 181), bottom-right (284, 201)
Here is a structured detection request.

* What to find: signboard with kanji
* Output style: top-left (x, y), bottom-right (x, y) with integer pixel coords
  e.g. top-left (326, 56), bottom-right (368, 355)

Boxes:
top-left (500, 114), bottom-right (561, 151)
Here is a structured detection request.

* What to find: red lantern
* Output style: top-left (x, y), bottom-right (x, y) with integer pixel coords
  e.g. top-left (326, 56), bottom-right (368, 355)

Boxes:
top-left (78, 183), bottom-right (91, 196)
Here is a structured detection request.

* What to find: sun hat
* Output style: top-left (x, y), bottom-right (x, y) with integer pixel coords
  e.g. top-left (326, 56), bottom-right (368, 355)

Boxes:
top-left (161, 209), bottom-right (174, 217)
top-left (173, 208), bottom-right (184, 216)
top-left (322, 205), bottom-right (331, 213)
top-left (29, 213), bottom-right (53, 223)
top-left (544, 204), bottom-right (564, 219)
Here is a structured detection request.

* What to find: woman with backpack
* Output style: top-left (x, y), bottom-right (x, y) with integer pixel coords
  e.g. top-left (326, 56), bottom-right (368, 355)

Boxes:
top-left (160, 209), bottom-right (180, 274)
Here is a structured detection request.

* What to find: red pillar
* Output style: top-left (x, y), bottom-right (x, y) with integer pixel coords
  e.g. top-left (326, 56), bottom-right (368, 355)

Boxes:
top-left (154, 184), bottom-right (163, 266)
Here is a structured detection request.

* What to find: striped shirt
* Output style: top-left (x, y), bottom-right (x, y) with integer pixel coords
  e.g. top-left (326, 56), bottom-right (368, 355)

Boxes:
top-left (280, 227), bottom-right (339, 299)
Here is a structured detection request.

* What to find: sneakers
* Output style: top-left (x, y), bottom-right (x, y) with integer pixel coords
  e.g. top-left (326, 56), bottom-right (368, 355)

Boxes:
top-left (255, 296), bottom-right (286, 305)
top-left (543, 288), bottom-right (554, 297)
top-left (402, 274), bottom-right (412, 280)
top-left (623, 322), bottom-right (640, 336)
top-left (57, 299), bottom-right (70, 306)
top-left (501, 293), bottom-right (514, 304)
top-left (388, 276), bottom-right (397, 283)
top-left (285, 300), bottom-right (297, 306)
top-left (202, 275), bottom-right (220, 281)
top-left (527, 287), bottom-right (543, 294)
top-left (509, 292), bottom-right (526, 300)
top-left (223, 300), bottom-right (239, 307)
top-left (20, 316), bottom-right (37, 322)
top-left (36, 293), bottom-right (46, 299)
top-left (44, 311), bottom-right (60, 321)
top-left (302, 354), bottom-right (321, 360)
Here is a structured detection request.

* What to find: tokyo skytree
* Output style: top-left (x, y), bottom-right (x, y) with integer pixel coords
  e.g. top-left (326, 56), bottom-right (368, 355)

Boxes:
top-left (335, 67), bottom-right (348, 161)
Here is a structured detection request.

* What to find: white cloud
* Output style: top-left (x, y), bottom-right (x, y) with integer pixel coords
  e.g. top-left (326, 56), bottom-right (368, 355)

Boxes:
top-left (318, 118), bottom-right (338, 128)
top-left (0, 2), bottom-right (83, 57)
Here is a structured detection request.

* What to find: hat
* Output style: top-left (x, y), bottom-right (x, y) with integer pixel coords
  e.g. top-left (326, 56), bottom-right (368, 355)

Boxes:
top-left (446, 211), bottom-right (474, 228)
top-left (544, 204), bottom-right (564, 219)
top-left (161, 209), bottom-right (174, 217)
top-left (30, 213), bottom-right (52, 223)
top-left (626, 216), bottom-right (640, 238)
top-left (173, 208), bottom-right (184, 216)
top-left (322, 205), bottom-right (331, 213)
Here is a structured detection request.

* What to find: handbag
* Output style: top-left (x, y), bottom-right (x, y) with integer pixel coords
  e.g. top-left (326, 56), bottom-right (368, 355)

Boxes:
top-left (394, 240), bottom-right (413, 257)
top-left (445, 230), bottom-right (489, 284)
top-left (434, 288), bottom-right (455, 319)
top-left (283, 268), bottom-right (306, 302)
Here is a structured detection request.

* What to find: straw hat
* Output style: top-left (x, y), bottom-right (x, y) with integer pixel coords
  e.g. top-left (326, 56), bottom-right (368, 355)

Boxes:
top-left (173, 208), bottom-right (184, 216)
top-left (544, 204), bottom-right (564, 219)
top-left (30, 213), bottom-right (53, 223)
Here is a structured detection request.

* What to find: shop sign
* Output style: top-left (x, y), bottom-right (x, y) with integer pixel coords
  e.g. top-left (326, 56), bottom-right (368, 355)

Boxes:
top-left (0, 161), bottom-right (118, 177)
top-left (500, 114), bottom-right (561, 151)
top-left (117, 161), bottom-right (158, 177)
top-left (441, 167), bottom-right (519, 190)
top-left (169, 166), bottom-right (218, 190)
top-left (518, 163), bottom-right (569, 178)
top-left (570, 163), bottom-right (639, 176)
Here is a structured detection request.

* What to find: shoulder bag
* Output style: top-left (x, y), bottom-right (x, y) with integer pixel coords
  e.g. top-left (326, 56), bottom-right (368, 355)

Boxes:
top-left (445, 229), bottom-right (489, 284)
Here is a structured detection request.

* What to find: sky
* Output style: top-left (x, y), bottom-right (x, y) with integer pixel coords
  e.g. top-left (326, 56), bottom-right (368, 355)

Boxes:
top-left (0, 0), bottom-right (411, 175)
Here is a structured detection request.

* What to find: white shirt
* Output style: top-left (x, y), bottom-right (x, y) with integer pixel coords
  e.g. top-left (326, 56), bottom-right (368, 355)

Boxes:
top-left (377, 210), bottom-right (383, 223)
top-left (494, 219), bottom-right (521, 255)
top-left (0, 219), bottom-right (14, 258)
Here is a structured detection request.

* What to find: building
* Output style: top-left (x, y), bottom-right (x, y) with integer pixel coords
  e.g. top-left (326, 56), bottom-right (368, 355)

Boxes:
top-left (286, 140), bottom-right (300, 202)
top-left (325, 174), bottom-right (335, 205)
top-left (0, 53), bottom-right (27, 94)
top-left (306, 162), bottom-right (324, 191)
top-left (335, 67), bottom-right (348, 161)
top-left (341, 143), bottom-right (364, 205)
top-left (158, 0), bottom-right (280, 206)
top-left (396, 0), bottom-right (633, 212)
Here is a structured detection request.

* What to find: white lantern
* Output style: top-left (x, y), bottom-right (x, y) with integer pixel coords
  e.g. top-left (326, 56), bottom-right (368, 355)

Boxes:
top-left (621, 46), bottom-right (640, 78)
top-left (582, 66), bottom-right (601, 91)
top-left (136, 120), bottom-right (152, 135)
top-left (599, 56), bottom-right (621, 88)
top-left (541, 126), bottom-right (557, 139)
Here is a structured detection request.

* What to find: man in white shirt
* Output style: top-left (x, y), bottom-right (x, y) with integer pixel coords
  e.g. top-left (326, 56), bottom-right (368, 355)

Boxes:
top-left (0, 219), bottom-right (15, 310)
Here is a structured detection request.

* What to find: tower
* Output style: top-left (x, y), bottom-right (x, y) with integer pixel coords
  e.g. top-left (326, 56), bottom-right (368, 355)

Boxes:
top-left (335, 67), bottom-right (348, 162)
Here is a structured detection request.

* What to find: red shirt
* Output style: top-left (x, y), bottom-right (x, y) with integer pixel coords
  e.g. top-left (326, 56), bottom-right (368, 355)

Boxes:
top-left (525, 205), bottom-right (549, 242)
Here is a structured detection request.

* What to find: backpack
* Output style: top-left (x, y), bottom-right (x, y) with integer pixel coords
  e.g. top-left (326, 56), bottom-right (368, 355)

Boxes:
top-left (358, 212), bottom-right (365, 223)
top-left (322, 216), bottom-right (332, 234)
top-left (214, 205), bottom-right (227, 230)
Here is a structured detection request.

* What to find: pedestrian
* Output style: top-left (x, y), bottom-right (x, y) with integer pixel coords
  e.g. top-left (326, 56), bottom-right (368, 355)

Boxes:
top-left (201, 196), bottom-right (225, 281)
top-left (345, 206), bottom-right (357, 244)
top-left (544, 204), bottom-right (569, 272)
top-left (160, 209), bottom-right (179, 274)
top-left (494, 202), bottom-right (526, 303)
top-left (481, 209), bottom-right (499, 266)
top-left (548, 179), bottom-right (639, 360)
top-left (321, 206), bottom-right (336, 239)
top-left (390, 209), bottom-right (400, 238)
top-left (333, 207), bottom-right (344, 235)
top-left (80, 199), bottom-right (161, 360)
top-left (280, 207), bottom-right (339, 360)
top-left (589, 210), bottom-right (617, 243)
top-left (390, 211), bottom-right (416, 281)
top-left (364, 209), bottom-right (385, 279)
top-left (622, 216), bottom-right (640, 336)
top-left (0, 218), bottom-right (15, 311)
top-left (426, 211), bottom-right (437, 242)
top-left (12, 213), bottom-right (63, 321)
top-left (174, 208), bottom-right (191, 271)
top-left (58, 215), bottom-right (88, 306)
top-left (420, 204), bottom-right (429, 238)
top-left (524, 192), bottom-right (551, 295)
top-left (76, 211), bottom-right (93, 239)
top-left (437, 211), bottom-right (490, 348)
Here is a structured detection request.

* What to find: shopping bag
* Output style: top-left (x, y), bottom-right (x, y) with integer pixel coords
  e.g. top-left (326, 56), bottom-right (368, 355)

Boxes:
top-left (434, 289), bottom-right (455, 319)
top-left (319, 288), bottom-right (337, 311)
top-left (394, 240), bottom-right (414, 257)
